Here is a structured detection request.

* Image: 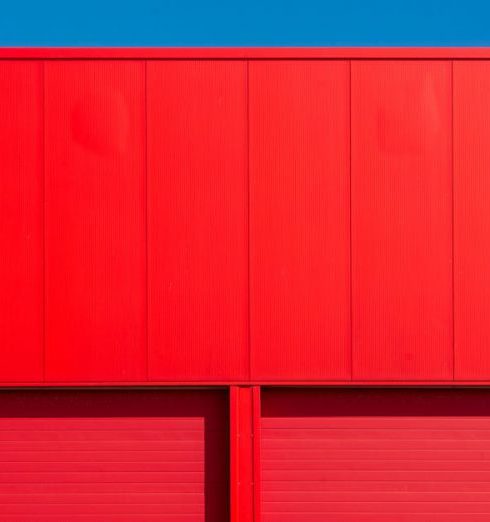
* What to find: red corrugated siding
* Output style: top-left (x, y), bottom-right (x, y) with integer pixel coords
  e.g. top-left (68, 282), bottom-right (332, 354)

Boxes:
top-left (0, 390), bottom-right (229, 521)
top-left (351, 61), bottom-right (453, 380)
top-left (453, 61), bottom-right (490, 380)
top-left (44, 61), bottom-right (147, 382)
top-left (0, 50), bottom-right (490, 384)
top-left (147, 60), bottom-right (249, 381)
top-left (0, 61), bottom-right (43, 381)
top-left (249, 60), bottom-right (351, 381)
top-left (261, 388), bottom-right (490, 522)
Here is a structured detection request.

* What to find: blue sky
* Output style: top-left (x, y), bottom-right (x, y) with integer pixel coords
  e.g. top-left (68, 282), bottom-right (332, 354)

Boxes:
top-left (0, 0), bottom-right (489, 46)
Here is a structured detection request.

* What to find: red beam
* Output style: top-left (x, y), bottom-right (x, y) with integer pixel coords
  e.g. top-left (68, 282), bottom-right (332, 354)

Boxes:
top-left (230, 386), bottom-right (261, 522)
top-left (0, 48), bottom-right (490, 59)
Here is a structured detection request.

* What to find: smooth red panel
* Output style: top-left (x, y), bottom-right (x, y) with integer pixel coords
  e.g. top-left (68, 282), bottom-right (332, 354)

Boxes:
top-left (351, 61), bottom-right (453, 380)
top-left (0, 390), bottom-right (228, 521)
top-left (0, 61), bottom-right (43, 381)
top-left (250, 61), bottom-right (351, 380)
top-left (4, 48), bottom-right (490, 60)
top-left (147, 61), bottom-right (248, 381)
top-left (262, 388), bottom-right (490, 522)
top-left (454, 62), bottom-right (490, 379)
top-left (44, 61), bottom-right (146, 381)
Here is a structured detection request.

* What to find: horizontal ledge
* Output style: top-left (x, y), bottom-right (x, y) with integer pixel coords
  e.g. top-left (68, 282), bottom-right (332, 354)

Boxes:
top-left (1, 47), bottom-right (490, 60)
top-left (1, 381), bottom-right (490, 388)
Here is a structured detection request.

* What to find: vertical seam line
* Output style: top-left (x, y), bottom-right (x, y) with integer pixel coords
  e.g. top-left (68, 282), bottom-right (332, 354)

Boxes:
top-left (349, 60), bottom-right (354, 381)
top-left (451, 60), bottom-right (456, 381)
top-left (144, 60), bottom-right (150, 381)
top-left (42, 60), bottom-right (46, 382)
top-left (247, 60), bottom-right (252, 382)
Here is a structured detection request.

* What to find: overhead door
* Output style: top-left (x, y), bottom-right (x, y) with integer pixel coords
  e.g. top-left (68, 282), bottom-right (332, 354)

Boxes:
top-left (262, 388), bottom-right (490, 522)
top-left (0, 390), bottom-right (228, 521)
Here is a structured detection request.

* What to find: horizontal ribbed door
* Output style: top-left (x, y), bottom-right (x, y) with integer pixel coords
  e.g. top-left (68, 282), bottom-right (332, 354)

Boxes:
top-left (262, 388), bottom-right (490, 521)
top-left (0, 390), bottom-right (228, 521)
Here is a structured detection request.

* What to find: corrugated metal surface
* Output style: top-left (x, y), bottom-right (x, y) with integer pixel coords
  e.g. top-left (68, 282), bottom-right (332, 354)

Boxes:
top-left (249, 60), bottom-right (351, 380)
top-left (44, 61), bottom-right (147, 382)
top-left (0, 390), bottom-right (228, 521)
top-left (147, 61), bottom-right (249, 381)
top-left (454, 61), bottom-right (490, 380)
top-left (351, 61), bottom-right (453, 380)
top-left (0, 61), bottom-right (43, 381)
top-left (261, 388), bottom-right (490, 521)
top-left (0, 51), bottom-right (490, 384)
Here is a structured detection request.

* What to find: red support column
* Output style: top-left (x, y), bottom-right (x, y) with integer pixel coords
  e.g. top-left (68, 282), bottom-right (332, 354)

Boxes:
top-left (230, 386), bottom-right (261, 522)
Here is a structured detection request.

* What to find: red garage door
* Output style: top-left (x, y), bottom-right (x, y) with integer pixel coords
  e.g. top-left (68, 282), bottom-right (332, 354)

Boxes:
top-left (262, 388), bottom-right (490, 522)
top-left (0, 390), bottom-right (228, 521)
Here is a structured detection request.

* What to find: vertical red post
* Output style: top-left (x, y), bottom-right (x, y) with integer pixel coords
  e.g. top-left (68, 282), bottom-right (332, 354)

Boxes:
top-left (230, 386), bottom-right (261, 522)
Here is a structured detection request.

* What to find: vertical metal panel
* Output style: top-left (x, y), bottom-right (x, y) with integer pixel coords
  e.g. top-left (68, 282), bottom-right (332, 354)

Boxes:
top-left (351, 60), bottom-right (453, 380)
top-left (249, 61), bottom-right (351, 380)
top-left (230, 386), bottom-right (261, 522)
top-left (0, 61), bottom-right (43, 381)
top-left (147, 61), bottom-right (248, 381)
top-left (44, 61), bottom-right (147, 382)
top-left (454, 61), bottom-right (490, 379)
top-left (0, 389), bottom-right (229, 521)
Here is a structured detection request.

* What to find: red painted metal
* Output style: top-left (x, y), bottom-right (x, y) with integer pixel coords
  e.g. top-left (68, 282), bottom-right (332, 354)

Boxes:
top-left (261, 388), bottom-right (490, 521)
top-left (0, 61), bottom-right (43, 382)
top-left (230, 386), bottom-right (261, 522)
top-left (0, 389), bottom-right (229, 521)
top-left (44, 61), bottom-right (147, 382)
top-left (147, 60), bottom-right (249, 381)
top-left (253, 387), bottom-right (261, 522)
top-left (249, 60), bottom-right (351, 380)
top-left (4, 379), bottom-right (490, 387)
top-left (0, 49), bottom-right (489, 385)
top-left (351, 60), bottom-right (453, 380)
top-left (1, 48), bottom-right (490, 59)
top-left (4, 47), bottom-right (490, 522)
top-left (453, 61), bottom-right (490, 380)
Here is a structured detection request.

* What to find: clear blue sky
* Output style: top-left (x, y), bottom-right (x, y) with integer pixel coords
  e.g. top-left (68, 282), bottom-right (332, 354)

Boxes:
top-left (1, 0), bottom-right (489, 46)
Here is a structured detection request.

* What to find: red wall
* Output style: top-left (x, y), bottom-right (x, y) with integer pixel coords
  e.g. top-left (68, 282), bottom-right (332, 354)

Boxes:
top-left (1, 49), bottom-right (490, 385)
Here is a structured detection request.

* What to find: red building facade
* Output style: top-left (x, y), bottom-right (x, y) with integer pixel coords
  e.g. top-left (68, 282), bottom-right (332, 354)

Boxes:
top-left (1, 48), bottom-right (490, 520)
